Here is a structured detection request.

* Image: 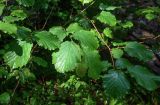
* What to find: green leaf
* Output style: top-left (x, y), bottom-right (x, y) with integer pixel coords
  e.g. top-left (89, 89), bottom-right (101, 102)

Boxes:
top-left (3, 16), bottom-right (20, 23)
top-left (4, 40), bottom-right (33, 69)
top-left (16, 0), bottom-right (35, 7)
top-left (0, 92), bottom-right (10, 104)
top-left (115, 58), bottom-right (132, 69)
top-left (84, 48), bottom-right (103, 79)
top-left (49, 26), bottom-right (67, 42)
top-left (0, 21), bottom-right (17, 34)
top-left (11, 10), bottom-right (27, 20)
top-left (124, 42), bottom-right (153, 62)
top-left (52, 41), bottom-right (81, 73)
top-left (16, 26), bottom-right (31, 41)
top-left (0, 3), bottom-right (5, 15)
top-left (145, 13), bottom-right (156, 21)
top-left (73, 30), bottom-right (99, 49)
top-left (35, 31), bottom-right (60, 50)
top-left (32, 56), bottom-right (48, 67)
top-left (79, 0), bottom-right (93, 4)
top-left (97, 11), bottom-right (117, 26)
top-left (111, 48), bottom-right (123, 59)
top-left (103, 71), bottom-right (130, 98)
top-left (76, 63), bottom-right (87, 77)
top-left (99, 3), bottom-right (121, 11)
top-left (128, 65), bottom-right (160, 91)
top-left (66, 23), bottom-right (83, 34)
top-left (103, 28), bottom-right (113, 38)
top-left (122, 21), bottom-right (133, 29)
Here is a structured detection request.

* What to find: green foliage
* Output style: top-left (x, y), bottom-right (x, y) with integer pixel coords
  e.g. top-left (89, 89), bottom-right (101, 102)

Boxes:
top-left (128, 65), bottom-right (160, 91)
top-left (73, 30), bottom-right (99, 49)
top-left (97, 11), bottom-right (117, 26)
top-left (111, 48), bottom-right (123, 59)
top-left (3, 40), bottom-right (33, 69)
top-left (1, 0), bottom-right (160, 104)
top-left (49, 26), bottom-right (67, 42)
top-left (0, 21), bottom-right (17, 34)
top-left (124, 42), bottom-right (153, 62)
top-left (34, 31), bottom-right (60, 50)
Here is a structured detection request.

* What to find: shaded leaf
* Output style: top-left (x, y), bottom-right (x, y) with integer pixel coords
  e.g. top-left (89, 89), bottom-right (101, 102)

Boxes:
top-left (128, 65), bottom-right (160, 91)
top-left (4, 40), bottom-right (33, 69)
top-left (103, 71), bottom-right (130, 98)
top-left (0, 3), bottom-right (5, 15)
top-left (32, 56), bottom-right (48, 67)
top-left (16, 0), bottom-right (35, 6)
top-left (115, 58), bottom-right (132, 69)
top-left (124, 42), bottom-right (153, 62)
top-left (0, 92), bottom-right (10, 104)
top-left (84, 48), bottom-right (103, 79)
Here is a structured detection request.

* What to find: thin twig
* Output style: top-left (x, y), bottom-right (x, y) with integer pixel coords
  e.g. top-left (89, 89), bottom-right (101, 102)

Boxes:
top-left (9, 80), bottom-right (20, 104)
top-left (41, 6), bottom-right (54, 30)
top-left (90, 20), bottom-right (115, 68)
top-left (63, 1), bottom-right (95, 26)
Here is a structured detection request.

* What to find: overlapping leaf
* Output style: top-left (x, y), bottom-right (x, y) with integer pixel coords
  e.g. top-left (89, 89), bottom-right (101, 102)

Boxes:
top-left (0, 21), bottom-right (17, 34)
top-left (73, 30), bottom-right (99, 49)
top-left (83, 48), bottom-right (103, 79)
top-left (128, 65), bottom-right (160, 91)
top-left (124, 42), bottom-right (153, 62)
top-left (35, 31), bottom-right (60, 50)
top-left (49, 26), bottom-right (67, 42)
top-left (3, 41), bottom-right (33, 69)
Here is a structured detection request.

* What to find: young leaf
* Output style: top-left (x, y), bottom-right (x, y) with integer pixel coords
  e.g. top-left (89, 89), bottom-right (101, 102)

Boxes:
top-left (111, 48), bottom-right (123, 59)
top-left (124, 42), bottom-right (153, 62)
top-left (97, 11), bottom-right (117, 26)
top-left (66, 23), bottom-right (83, 34)
top-left (3, 40), bottom-right (33, 69)
top-left (103, 71), bottom-right (130, 98)
top-left (52, 41), bottom-right (81, 73)
top-left (128, 65), bottom-right (160, 91)
top-left (0, 21), bottom-right (17, 34)
top-left (49, 26), bottom-right (67, 42)
top-left (73, 30), bottom-right (99, 49)
top-left (34, 31), bottom-right (60, 50)
top-left (103, 28), bottom-right (113, 38)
